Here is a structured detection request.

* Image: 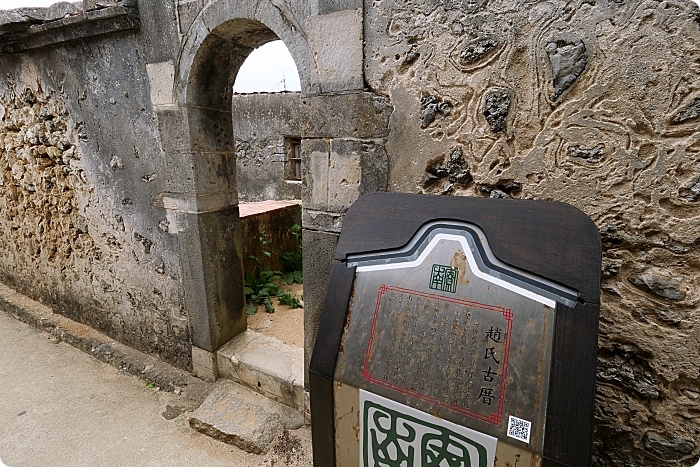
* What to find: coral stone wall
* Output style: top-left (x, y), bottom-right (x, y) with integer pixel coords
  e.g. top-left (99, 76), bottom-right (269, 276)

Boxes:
top-left (0, 88), bottom-right (88, 268)
top-left (0, 83), bottom-right (190, 370)
top-left (365, 0), bottom-right (700, 465)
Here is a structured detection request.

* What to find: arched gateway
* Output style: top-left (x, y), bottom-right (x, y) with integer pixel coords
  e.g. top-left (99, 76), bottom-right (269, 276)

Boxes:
top-left (158, 0), bottom-right (391, 382)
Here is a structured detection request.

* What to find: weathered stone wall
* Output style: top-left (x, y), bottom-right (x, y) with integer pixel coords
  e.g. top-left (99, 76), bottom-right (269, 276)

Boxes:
top-left (364, 0), bottom-right (700, 465)
top-left (0, 82), bottom-right (190, 369)
top-left (0, 0), bottom-right (191, 370)
top-left (232, 92), bottom-right (302, 202)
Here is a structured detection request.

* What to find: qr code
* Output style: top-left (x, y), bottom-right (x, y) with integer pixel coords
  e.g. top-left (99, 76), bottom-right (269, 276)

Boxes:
top-left (507, 415), bottom-right (531, 443)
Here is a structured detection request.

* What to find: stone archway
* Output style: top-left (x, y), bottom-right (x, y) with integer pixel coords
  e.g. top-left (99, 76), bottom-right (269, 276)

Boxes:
top-left (157, 0), bottom-right (312, 381)
top-left (157, 0), bottom-right (391, 384)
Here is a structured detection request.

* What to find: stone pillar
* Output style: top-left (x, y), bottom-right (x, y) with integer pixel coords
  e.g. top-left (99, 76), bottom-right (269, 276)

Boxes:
top-left (156, 100), bottom-right (246, 381)
top-left (300, 92), bottom-right (392, 386)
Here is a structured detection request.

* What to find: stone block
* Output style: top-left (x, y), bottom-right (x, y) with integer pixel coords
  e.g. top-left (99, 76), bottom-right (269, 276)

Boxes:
top-left (231, 93), bottom-right (302, 139)
top-left (156, 107), bottom-right (190, 155)
top-left (301, 209), bottom-right (342, 233)
top-left (307, 9), bottom-right (363, 93)
top-left (328, 139), bottom-right (388, 212)
top-left (162, 191), bottom-right (239, 214)
top-left (300, 92), bottom-right (392, 139)
top-left (146, 61), bottom-right (175, 107)
top-left (328, 139), bottom-right (361, 212)
top-left (200, 1), bottom-right (260, 38)
top-left (176, 0), bottom-right (206, 34)
top-left (191, 151), bottom-right (237, 194)
top-left (178, 208), bottom-right (246, 352)
top-left (185, 106), bottom-right (235, 154)
top-left (191, 345), bottom-right (218, 382)
top-left (302, 229), bottom-right (339, 387)
top-left (318, 0), bottom-right (362, 15)
top-left (32, 2), bottom-right (82, 21)
top-left (163, 153), bottom-right (194, 193)
top-left (0, 6), bottom-right (139, 55)
top-left (301, 138), bottom-right (329, 211)
top-left (84, 0), bottom-right (120, 11)
top-left (189, 379), bottom-right (304, 454)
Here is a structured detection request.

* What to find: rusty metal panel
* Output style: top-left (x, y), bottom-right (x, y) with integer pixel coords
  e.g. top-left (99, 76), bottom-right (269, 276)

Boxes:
top-left (333, 222), bottom-right (573, 462)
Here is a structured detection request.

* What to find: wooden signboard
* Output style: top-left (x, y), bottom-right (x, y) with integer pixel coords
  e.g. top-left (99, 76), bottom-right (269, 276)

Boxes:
top-left (310, 193), bottom-right (601, 467)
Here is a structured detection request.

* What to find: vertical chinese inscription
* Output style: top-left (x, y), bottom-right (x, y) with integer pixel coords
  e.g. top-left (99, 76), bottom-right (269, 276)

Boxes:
top-left (363, 286), bottom-right (512, 425)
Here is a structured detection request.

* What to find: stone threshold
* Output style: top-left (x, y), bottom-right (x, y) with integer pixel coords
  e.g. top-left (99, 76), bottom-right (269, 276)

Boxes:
top-left (217, 329), bottom-right (309, 422)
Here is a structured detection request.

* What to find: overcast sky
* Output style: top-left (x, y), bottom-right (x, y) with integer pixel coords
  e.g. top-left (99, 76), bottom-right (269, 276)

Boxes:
top-left (2, 0), bottom-right (699, 92)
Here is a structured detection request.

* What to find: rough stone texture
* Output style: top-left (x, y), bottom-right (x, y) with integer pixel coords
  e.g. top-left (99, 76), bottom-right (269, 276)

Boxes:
top-left (0, 85), bottom-right (190, 369)
top-left (673, 95), bottom-right (700, 124)
top-left (482, 90), bottom-right (510, 133)
top-left (365, 1), bottom-right (700, 465)
top-left (0, 2), bottom-right (83, 35)
top-left (458, 35), bottom-right (501, 66)
top-left (0, 3), bottom-right (189, 368)
top-left (643, 432), bottom-right (697, 461)
top-left (422, 146), bottom-right (472, 195)
top-left (0, 2), bottom-right (139, 55)
top-left (568, 143), bottom-right (605, 163)
top-left (420, 94), bottom-right (451, 128)
top-left (231, 92), bottom-right (302, 202)
top-left (545, 37), bottom-right (588, 101)
top-left (189, 379), bottom-right (304, 454)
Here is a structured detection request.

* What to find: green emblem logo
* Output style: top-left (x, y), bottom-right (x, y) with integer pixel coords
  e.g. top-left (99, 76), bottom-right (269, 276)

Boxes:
top-left (362, 400), bottom-right (488, 467)
top-left (429, 264), bottom-right (459, 293)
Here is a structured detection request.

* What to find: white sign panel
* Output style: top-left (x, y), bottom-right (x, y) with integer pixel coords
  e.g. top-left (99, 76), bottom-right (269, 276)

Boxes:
top-left (360, 390), bottom-right (498, 467)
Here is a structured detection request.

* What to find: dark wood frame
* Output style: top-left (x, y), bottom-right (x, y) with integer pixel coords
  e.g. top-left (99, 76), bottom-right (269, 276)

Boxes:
top-left (310, 192), bottom-right (601, 467)
top-left (284, 136), bottom-right (302, 181)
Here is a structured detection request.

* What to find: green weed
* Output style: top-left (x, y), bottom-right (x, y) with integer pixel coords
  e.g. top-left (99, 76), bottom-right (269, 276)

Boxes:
top-left (244, 224), bottom-right (304, 314)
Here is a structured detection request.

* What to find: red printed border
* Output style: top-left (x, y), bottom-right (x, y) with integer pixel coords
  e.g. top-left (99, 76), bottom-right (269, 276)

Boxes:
top-left (362, 285), bottom-right (513, 426)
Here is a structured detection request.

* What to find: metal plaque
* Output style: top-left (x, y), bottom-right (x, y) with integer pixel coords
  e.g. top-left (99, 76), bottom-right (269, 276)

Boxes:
top-left (334, 222), bottom-right (578, 457)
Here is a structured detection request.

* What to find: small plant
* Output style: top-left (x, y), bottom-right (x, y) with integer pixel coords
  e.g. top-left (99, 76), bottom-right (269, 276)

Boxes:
top-left (280, 224), bottom-right (303, 285)
top-left (245, 268), bottom-right (302, 315)
top-left (244, 224), bottom-right (303, 314)
top-left (247, 230), bottom-right (272, 264)
top-left (146, 382), bottom-right (155, 389)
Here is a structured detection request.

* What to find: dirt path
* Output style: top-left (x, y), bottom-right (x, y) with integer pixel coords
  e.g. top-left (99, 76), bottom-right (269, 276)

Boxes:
top-left (247, 282), bottom-right (304, 348)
